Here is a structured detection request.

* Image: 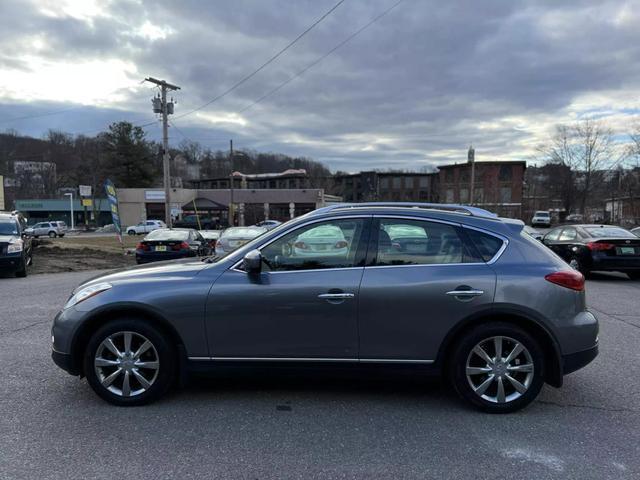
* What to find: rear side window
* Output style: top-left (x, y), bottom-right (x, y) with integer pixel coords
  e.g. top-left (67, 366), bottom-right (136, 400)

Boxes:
top-left (375, 218), bottom-right (468, 266)
top-left (464, 228), bottom-right (505, 262)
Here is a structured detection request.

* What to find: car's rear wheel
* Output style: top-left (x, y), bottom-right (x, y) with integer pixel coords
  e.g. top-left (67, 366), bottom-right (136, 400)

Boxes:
top-left (569, 256), bottom-right (590, 278)
top-left (83, 318), bottom-right (176, 406)
top-left (450, 323), bottom-right (545, 413)
top-left (128, 230), bottom-right (136, 236)
top-left (48, 231), bottom-right (57, 238)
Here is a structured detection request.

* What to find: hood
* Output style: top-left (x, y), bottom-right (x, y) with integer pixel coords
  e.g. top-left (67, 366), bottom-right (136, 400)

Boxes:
top-left (0, 234), bottom-right (19, 243)
top-left (76, 257), bottom-right (209, 291)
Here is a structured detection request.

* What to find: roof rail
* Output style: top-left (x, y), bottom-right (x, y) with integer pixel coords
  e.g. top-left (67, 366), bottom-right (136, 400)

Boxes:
top-left (313, 202), bottom-right (498, 218)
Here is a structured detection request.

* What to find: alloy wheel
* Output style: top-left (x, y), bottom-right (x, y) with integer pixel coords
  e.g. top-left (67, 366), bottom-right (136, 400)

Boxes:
top-left (94, 331), bottom-right (160, 397)
top-left (465, 335), bottom-right (534, 404)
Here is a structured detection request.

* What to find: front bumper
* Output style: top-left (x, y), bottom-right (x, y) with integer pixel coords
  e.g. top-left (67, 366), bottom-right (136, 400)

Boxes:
top-left (52, 349), bottom-right (80, 376)
top-left (0, 254), bottom-right (22, 272)
top-left (562, 343), bottom-right (598, 375)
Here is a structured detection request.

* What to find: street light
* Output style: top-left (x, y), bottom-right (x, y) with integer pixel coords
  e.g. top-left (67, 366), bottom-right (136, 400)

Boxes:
top-left (64, 192), bottom-right (74, 230)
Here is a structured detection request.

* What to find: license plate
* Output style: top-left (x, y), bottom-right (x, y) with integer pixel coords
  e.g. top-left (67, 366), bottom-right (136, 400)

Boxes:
top-left (155, 245), bottom-right (167, 252)
top-left (618, 247), bottom-right (635, 255)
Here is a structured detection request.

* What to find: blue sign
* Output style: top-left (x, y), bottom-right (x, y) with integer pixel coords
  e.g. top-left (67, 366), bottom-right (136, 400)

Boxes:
top-left (104, 179), bottom-right (123, 244)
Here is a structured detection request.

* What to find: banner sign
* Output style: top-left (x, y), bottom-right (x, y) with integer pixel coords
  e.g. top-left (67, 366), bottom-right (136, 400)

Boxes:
top-left (104, 179), bottom-right (123, 244)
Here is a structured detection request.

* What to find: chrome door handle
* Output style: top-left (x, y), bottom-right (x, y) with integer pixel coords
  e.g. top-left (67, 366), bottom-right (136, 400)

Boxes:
top-left (446, 290), bottom-right (484, 297)
top-left (318, 293), bottom-right (355, 299)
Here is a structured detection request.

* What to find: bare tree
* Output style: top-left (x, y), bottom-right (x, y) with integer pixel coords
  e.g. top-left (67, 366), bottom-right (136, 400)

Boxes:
top-left (540, 118), bottom-right (616, 216)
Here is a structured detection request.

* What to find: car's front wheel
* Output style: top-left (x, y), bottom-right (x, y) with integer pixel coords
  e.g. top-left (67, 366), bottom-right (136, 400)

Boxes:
top-left (83, 319), bottom-right (176, 406)
top-left (450, 323), bottom-right (545, 413)
top-left (48, 231), bottom-right (57, 238)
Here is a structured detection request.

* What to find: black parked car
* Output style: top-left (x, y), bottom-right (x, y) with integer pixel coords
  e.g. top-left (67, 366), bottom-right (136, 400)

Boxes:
top-left (542, 224), bottom-right (640, 279)
top-left (135, 228), bottom-right (210, 264)
top-left (0, 213), bottom-right (33, 277)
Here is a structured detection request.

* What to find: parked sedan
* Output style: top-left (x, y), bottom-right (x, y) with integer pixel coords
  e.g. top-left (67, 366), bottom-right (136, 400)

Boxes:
top-left (135, 228), bottom-right (209, 264)
top-left (52, 203), bottom-right (598, 413)
top-left (542, 224), bottom-right (640, 278)
top-left (215, 226), bottom-right (267, 256)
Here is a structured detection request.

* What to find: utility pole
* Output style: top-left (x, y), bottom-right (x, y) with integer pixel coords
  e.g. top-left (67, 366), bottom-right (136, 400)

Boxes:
top-left (229, 139), bottom-right (234, 226)
top-left (145, 76), bottom-right (180, 227)
top-left (468, 145), bottom-right (475, 206)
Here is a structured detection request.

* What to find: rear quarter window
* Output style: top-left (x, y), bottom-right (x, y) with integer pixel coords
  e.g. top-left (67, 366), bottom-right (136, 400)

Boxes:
top-left (464, 228), bottom-right (505, 262)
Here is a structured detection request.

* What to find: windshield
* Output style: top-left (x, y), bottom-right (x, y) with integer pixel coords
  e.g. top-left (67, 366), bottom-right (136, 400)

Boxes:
top-left (584, 227), bottom-right (635, 238)
top-left (145, 229), bottom-right (189, 241)
top-left (0, 220), bottom-right (19, 235)
top-left (535, 212), bottom-right (550, 217)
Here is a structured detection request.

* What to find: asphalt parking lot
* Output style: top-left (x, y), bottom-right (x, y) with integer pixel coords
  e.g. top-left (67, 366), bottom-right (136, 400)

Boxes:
top-left (1, 270), bottom-right (639, 479)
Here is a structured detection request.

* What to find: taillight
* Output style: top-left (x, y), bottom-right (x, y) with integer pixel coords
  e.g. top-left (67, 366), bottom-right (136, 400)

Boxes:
top-left (136, 242), bottom-right (150, 251)
top-left (294, 241), bottom-right (308, 249)
top-left (172, 241), bottom-right (190, 251)
top-left (334, 240), bottom-right (348, 249)
top-left (587, 242), bottom-right (614, 251)
top-left (545, 270), bottom-right (585, 291)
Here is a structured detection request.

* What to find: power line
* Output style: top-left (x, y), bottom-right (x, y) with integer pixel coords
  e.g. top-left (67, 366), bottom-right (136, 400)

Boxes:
top-left (238, 0), bottom-right (404, 115)
top-left (173, 0), bottom-right (346, 120)
top-left (0, 106), bottom-right (81, 125)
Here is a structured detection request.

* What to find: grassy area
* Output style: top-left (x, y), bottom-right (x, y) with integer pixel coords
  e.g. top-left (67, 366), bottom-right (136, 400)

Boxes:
top-left (44, 234), bottom-right (140, 253)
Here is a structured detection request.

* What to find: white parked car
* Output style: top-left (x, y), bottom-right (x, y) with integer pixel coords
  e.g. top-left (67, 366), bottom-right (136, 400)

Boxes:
top-left (126, 220), bottom-right (166, 235)
top-left (531, 210), bottom-right (551, 227)
top-left (24, 221), bottom-right (67, 238)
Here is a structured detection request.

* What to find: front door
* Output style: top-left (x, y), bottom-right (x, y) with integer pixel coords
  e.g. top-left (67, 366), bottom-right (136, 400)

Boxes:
top-left (205, 217), bottom-right (371, 358)
top-left (358, 217), bottom-right (497, 361)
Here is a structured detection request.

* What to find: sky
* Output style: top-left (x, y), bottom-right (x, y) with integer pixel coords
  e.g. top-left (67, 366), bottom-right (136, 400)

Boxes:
top-left (1, 0), bottom-right (639, 172)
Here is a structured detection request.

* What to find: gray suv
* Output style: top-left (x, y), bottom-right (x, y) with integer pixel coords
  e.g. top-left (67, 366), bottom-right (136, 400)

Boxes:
top-left (51, 203), bottom-right (598, 412)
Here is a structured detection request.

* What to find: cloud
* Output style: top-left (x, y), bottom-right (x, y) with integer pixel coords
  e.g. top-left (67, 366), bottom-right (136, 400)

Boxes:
top-left (1, 0), bottom-right (640, 171)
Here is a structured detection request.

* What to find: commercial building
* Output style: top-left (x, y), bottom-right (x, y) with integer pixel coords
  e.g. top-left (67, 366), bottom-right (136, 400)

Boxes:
top-left (330, 171), bottom-right (437, 203)
top-left (438, 149), bottom-right (526, 218)
top-left (116, 187), bottom-right (340, 228)
top-left (14, 198), bottom-right (112, 225)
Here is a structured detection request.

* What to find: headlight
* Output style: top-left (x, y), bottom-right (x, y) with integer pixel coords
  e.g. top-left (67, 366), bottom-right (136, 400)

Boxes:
top-left (64, 282), bottom-right (112, 309)
top-left (7, 239), bottom-right (23, 254)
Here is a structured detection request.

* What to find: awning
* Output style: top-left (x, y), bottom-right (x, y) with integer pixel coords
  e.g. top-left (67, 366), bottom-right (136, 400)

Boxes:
top-left (182, 197), bottom-right (228, 211)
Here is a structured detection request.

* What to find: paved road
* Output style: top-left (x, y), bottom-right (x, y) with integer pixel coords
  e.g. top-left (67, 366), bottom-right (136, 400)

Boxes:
top-left (1, 270), bottom-right (639, 479)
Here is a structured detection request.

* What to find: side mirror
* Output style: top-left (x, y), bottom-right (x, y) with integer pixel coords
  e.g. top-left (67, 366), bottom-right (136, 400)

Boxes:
top-left (243, 249), bottom-right (262, 274)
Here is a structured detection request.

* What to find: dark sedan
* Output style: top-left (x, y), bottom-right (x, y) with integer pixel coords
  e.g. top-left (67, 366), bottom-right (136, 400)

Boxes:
top-left (135, 228), bottom-right (209, 264)
top-left (542, 224), bottom-right (640, 279)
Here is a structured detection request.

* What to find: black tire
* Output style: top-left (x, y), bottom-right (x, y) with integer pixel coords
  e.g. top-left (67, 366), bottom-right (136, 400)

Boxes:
top-left (449, 322), bottom-right (545, 413)
top-left (569, 256), bottom-right (590, 278)
top-left (15, 256), bottom-right (27, 278)
top-left (48, 231), bottom-right (57, 238)
top-left (128, 230), bottom-right (136, 236)
top-left (627, 272), bottom-right (640, 280)
top-left (83, 318), bottom-right (176, 406)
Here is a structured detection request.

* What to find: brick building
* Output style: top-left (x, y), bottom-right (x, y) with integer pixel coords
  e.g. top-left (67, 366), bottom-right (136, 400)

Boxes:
top-left (438, 149), bottom-right (526, 218)
top-left (330, 171), bottom-right (437, 202)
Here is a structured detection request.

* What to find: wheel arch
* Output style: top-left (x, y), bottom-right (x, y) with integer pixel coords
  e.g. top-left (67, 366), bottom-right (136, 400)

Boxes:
top-left (70, 303), bottom-right (186, 377)
top-left (437, 307), bottom-right (563, 388)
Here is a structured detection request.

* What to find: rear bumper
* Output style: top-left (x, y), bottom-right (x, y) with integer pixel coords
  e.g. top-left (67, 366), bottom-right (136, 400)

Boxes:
top-left (562, 343), bottom-right (598, 375)
top-left (136, 251), bottom-right (196, 263)
top-left (590, 254), bottom-right (640, 271)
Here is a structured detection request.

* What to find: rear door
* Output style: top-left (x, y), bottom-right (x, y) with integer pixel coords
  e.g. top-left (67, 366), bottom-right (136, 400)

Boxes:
top-left (358, 217), bottom-right (497, 361)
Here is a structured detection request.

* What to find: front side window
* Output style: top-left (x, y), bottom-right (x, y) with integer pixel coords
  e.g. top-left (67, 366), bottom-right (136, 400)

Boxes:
top-left (544, 229), bottom-right (561, 241)
top-left (375, 218), bottom-right (467, 266)
top-left (260, 219), bottom-right (366, 272)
